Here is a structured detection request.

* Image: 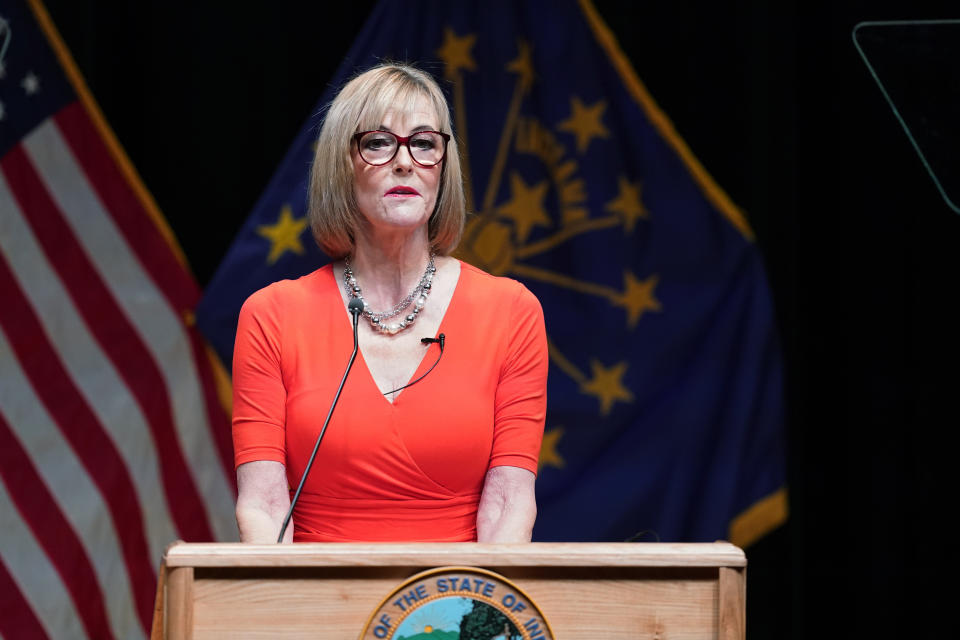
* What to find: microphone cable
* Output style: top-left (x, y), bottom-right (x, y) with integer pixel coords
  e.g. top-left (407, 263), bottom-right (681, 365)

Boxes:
top-left (277, 298), bottom-right (364, 542)
top-left (383, 334), bottom-right (445, 397)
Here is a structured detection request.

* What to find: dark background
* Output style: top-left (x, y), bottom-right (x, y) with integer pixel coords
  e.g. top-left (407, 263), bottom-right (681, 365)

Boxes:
top-left (41, 0), bottom-right (959, 636)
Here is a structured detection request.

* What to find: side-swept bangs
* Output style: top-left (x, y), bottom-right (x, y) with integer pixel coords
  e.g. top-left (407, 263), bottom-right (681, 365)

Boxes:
top-left (308, 63), bottom-right (466, 258)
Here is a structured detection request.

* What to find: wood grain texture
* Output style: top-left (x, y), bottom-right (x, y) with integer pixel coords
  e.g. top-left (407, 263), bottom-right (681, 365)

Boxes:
top-left (150, 560), bottom-right (167, 640)
top-left (158, 543), bottom-right (747, 639)
top-left (166, 566), bottom-right (194, 640)
top-left (506, 574), bottom-right (718, 639)
top-left (718, 566), bottom-right (746, 640)
top-left (164, 542), bottom-right (746, 568)
top-left (189, 572), bottom-right (718, 639)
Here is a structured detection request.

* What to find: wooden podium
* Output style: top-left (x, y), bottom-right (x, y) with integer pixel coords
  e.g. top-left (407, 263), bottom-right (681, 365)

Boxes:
top-left (152, 542), bottom-right (745, 639)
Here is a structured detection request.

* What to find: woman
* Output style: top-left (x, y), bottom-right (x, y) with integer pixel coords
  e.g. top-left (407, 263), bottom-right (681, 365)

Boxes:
top-left (231, 63), bottom-right (547, 543)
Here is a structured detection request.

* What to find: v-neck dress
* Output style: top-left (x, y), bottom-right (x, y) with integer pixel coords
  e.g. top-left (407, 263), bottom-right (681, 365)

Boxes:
top-left (231, 261), bottom-right (547, 542)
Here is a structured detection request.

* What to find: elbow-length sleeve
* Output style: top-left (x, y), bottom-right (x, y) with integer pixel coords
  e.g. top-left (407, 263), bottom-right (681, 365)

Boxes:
top-left (232, 287), bottom-right (287, 468)
top-left (489, 284), bottom-right (548, 475)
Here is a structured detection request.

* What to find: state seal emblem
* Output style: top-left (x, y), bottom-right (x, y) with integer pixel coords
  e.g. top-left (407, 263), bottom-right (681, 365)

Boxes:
top-left (360, 566), bottom-right (554, 640)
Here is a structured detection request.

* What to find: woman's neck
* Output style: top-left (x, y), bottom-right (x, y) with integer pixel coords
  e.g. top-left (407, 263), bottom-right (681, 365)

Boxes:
top-left (349, 229), bottom-right (433, 307)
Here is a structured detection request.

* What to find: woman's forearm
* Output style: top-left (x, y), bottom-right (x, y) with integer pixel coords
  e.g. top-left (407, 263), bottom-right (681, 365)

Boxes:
top-left (236, 460), bottom-right (292, 543)
top-left (236, 500), bottom-right (292, 543)
top-left (476, 500), bottom-right (535, 542)
top-left (476, 466), bottom-right (537, 542)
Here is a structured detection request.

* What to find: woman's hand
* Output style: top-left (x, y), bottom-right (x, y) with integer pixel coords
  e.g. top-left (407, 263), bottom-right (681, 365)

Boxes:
top-left (235, 460), bottom-right (292, 543)
top-left (476, 466), bottom-right (537, 542)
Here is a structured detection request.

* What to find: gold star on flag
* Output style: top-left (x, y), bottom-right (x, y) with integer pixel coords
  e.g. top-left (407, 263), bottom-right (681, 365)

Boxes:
top-left (539, 427), bottom-right (565, 470)
top-left (616, 272), bottom-right (662, 328)
top-left (557, 96), bottom-right (609, 154)
top-left (257, 205), bottom-right (308, 265)
top-left (506, 40), bottom-right (534, 91)
top-left (436, 28), bottom-right (477, 79)
top-left (581, 360), bottom-right (634, 416)
top-left (497, 172), bottom-right (551, 243)
top-left (605, 176), bottom-right (648, 232)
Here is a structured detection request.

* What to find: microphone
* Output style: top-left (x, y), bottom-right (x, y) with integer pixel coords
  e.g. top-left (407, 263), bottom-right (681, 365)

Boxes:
top-left (383, 333), bottom-right (446, 396)
top-left (347, 297), bottom-right (365, 316)
top-left (420, 334), bottom-right (445, 349)
top-left (277, 297), bottom-right (364, 542)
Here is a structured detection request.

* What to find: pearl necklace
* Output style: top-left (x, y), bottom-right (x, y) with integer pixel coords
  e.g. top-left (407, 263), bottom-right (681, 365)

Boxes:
top-left (343, 254), bottom-right (436, 335)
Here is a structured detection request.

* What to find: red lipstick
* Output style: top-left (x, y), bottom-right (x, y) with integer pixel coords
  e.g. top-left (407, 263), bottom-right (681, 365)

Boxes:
top-left (385, 186), bottom-right (421, 196)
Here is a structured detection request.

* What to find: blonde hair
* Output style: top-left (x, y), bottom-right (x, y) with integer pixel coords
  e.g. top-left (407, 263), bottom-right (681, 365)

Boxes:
top-left (308, 63), bottom-right (466, 258)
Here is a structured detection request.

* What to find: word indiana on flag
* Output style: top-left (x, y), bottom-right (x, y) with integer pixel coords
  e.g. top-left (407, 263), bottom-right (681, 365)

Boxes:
top-left (197, 0), bottom-right (787, 545)
top-left (0, 1), bottom-right (236, 639)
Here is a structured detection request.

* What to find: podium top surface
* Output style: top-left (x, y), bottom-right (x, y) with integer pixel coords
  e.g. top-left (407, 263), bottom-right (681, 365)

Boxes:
top-left (163, 541), bottom-right (746, 568)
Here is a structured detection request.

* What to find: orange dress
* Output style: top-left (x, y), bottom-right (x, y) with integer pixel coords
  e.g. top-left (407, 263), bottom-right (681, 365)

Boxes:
top-left (232, 262), bottom-right (547, 541)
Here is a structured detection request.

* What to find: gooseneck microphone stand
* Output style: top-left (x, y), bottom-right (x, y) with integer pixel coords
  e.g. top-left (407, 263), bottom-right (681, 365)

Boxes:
top-left (277, 298), bottom-right (364, 543)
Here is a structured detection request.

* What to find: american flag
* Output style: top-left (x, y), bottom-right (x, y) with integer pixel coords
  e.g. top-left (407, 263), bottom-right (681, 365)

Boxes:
top-left (0, 2), bottom-right (236, 638)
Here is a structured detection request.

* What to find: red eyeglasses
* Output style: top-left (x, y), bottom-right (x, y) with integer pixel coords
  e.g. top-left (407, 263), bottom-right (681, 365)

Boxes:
top-left (353, 130), bottom-right (451, 167)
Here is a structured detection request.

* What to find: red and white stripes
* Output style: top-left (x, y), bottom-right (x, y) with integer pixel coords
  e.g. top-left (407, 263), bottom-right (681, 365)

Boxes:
top-left (0, 102), bottom-right (236, 639)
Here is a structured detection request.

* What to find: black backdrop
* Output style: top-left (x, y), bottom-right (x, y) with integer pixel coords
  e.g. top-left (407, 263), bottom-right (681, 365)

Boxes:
top-left (40, 1), bottom-right (959, 636)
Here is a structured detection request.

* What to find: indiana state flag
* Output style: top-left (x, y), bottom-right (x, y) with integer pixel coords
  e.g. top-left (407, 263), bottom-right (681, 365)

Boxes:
top-left (196, 0), bottom-right (786, 546)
